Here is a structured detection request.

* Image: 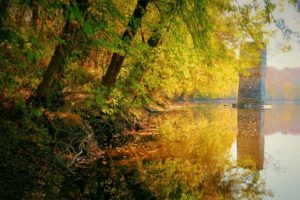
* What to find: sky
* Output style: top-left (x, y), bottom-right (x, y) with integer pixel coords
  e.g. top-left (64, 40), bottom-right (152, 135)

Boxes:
top-left (267, 1), bottom-right (300, 69)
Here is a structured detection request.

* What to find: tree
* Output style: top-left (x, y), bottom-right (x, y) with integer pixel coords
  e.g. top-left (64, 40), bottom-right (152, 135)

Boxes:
top-left (0, 0), bottom-right (9, 30)
top-left (101, 0), bottom-right (150, 87)
top-left (32, 0), bottom-right (89, 108)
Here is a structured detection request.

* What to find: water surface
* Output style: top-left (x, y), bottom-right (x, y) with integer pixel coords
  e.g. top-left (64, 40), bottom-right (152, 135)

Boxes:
top-left (110, 103), bottom-right (300, 199)
top-left (61, 103), bottom-right (300, 199)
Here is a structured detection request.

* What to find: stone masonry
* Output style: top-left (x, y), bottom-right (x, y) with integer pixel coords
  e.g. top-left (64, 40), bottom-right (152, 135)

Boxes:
top-left (237, 44), bottom-right (267, 106)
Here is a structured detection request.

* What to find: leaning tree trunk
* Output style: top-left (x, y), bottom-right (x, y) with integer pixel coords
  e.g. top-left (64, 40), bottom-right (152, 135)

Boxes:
top-left (34, 24), bottom-right (71, 107)
top-left (0, 0), bottom-right (9, 31)
top-left (0, 0), bottom-right (9, 104)
top-left (33, 0), bottom-right (89, 108)
top-left (101, 0), bottom-right (150, 87)
top-left (125, 3), bottom-right (177, 99)
top-left (31, 0), bottom-right (39, 31)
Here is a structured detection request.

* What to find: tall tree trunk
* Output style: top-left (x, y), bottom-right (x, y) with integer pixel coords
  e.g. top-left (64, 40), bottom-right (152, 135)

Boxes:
top-left (0, 0), bottom-right (9, 104)
top-left (101, 0), bottom-right (150, 87)
top-left (31, 0), bottom-right (39, 31)
top-left (0, 0), bottom-right (9, 31)
top-left (33, 0), bottom-right (89, 108)
top-left (34, 23), bottom-right (72, 107)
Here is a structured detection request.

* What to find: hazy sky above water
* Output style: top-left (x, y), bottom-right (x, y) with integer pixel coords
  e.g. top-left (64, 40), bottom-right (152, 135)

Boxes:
top-left (266, 1), bottom-right (300, 69)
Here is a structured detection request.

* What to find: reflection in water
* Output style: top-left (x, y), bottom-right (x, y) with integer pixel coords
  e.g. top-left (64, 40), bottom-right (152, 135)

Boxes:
top-left (127, 105), bottom-right (272, 199)
top-left (237, 109), bottom-right (265, 170)
top-left (264, 103), bottom-right (300, 135)
top-left (140, 106), bottom-right (237, 199)
top-left (37, 104), bottom-right (275, 199)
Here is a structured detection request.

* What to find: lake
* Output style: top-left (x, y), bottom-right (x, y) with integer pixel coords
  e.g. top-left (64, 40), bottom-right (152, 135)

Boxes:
top-left (59, 103), bottom-right (300, 199)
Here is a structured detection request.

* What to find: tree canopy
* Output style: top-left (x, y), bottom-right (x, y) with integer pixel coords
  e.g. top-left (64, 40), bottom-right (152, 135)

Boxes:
top-left (0, 0), bottom-right (277, 110)
top-left (0, 0), bottom-right (295, 198)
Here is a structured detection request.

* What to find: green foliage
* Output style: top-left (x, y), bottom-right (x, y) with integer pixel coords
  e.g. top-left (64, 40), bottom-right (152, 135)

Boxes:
top-left (0, 106), bottom-right (50, 198)
top-left (0, 0), bottom-right (274, 105)
top-left (0, 0), bottom-right (287, 198)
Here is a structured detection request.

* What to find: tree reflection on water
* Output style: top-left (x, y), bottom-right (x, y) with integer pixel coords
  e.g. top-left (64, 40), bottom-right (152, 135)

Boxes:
top-left (55, 105), bottom-right (274, 199)
top-left (103, 105), bottom-right (272, 199)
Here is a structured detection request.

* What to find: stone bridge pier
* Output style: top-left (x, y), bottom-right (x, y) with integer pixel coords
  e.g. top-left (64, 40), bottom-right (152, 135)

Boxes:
top-left (234, 43), bottom-right (267, 108)
top-left (234, 43), bottom-right (268, 170)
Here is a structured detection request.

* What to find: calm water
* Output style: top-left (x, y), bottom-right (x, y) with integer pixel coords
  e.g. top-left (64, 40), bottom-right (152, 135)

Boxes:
top-left (60, 103), bottom-right (300, 199)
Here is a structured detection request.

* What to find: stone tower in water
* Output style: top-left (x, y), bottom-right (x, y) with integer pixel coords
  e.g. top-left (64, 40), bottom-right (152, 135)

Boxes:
top-left (235, 43), bottom-right (267, 170)
top-left (237, 43), bottom-right (266, 107)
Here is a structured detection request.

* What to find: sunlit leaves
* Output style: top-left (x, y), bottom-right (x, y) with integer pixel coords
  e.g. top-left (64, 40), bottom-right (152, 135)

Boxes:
top-left (69, 4), bottom-right (84, 23)
top-left (0, 0), bottom-right (282, 110)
